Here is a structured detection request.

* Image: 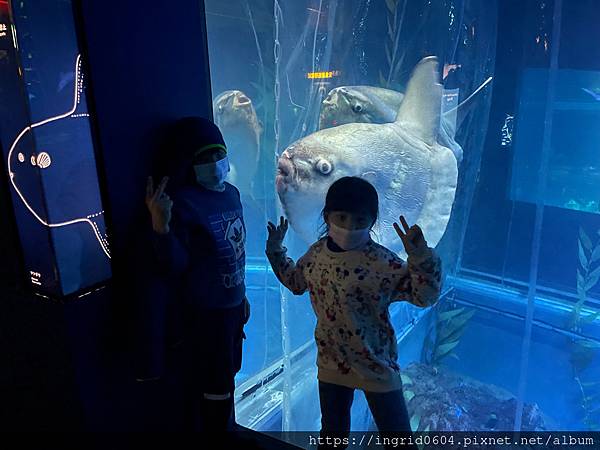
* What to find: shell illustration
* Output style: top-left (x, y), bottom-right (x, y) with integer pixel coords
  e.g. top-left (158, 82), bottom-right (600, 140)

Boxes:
top-left (36, 152), bottom-right (51, 169)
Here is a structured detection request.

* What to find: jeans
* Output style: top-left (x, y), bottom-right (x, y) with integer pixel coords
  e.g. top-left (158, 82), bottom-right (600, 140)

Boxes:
top-left (318, 381), bottom-right (418, 450)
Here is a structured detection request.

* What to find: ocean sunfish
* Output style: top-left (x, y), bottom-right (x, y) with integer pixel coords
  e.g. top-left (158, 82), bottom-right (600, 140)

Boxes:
top-left (213, 90), bottom-right (261, 197)
top-left (319, 78), bottom-right (493, 164)
top-left (319, 86), bottom-right (405, 129)
top-left (276, 57), bottom-right (458, 256)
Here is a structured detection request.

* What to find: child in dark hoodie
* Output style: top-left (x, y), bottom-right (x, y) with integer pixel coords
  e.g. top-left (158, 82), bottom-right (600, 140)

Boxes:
top-left (145, 117), bottom-right (249, 431)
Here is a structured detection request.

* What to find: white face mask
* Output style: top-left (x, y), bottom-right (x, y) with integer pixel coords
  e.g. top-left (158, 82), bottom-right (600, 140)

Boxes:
top-left (328, 222), bottom-right (371, 250)
top-left (194, 156), bottom-right (230, 191)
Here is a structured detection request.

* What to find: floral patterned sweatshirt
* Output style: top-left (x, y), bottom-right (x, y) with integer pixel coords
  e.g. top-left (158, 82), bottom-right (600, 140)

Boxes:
top-left (266, 238), bottom-right (441, 393)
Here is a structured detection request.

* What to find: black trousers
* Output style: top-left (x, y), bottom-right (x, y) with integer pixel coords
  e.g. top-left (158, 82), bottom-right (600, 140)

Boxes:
top-left (318, 381), bottom-right (418, 450)
top-left (180, 300), bottom-right (246, 432)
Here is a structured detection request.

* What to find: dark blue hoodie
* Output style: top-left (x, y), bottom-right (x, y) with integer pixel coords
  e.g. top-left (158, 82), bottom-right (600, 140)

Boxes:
top-left (153, 117), bottom-right (246, 309)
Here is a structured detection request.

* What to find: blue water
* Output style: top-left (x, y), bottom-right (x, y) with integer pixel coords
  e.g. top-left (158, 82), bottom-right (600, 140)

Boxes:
top-left (204, 0), bottom-right (600, 435)
top-left (447, 282), bottom-right (600, 431)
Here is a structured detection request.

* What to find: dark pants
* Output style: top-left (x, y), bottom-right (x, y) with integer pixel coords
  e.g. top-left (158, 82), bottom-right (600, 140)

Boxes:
top-left (181, 300), bottom-right (246, 432)
top-left (318, 381), bottom-right (418, 450)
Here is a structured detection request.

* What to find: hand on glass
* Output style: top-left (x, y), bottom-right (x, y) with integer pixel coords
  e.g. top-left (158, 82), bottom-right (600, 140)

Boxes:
top-left (393, 215), bottom-right (428, 256)
top-left (267, 216), bottom-right (289, 252)
top-left (146, 176), bottom-right (173, 234)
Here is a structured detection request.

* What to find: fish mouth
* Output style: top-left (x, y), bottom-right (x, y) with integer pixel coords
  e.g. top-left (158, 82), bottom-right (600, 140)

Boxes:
top-left (319, 98), bottom-right (341, 128)
top-left (321, 97), bottom-right (338, 113)
top-left (234, 93), bottom-right (252, 107)
top-left (319, 113), bottom-right (337, 129)
top-left (276, 155), bottom-right (296, 193)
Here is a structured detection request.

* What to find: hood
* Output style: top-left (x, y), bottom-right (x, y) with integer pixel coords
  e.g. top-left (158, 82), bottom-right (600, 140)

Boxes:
top-left (165, 116), bottom-right (227, 189)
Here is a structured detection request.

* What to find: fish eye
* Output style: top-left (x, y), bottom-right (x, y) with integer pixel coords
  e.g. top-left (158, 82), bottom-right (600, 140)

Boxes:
top-left (316, 159), bottom-right (333, 175)
top-left (218, 105), bottom-right (224, 114)
top-left (352, 103), bottom-right (363, 113)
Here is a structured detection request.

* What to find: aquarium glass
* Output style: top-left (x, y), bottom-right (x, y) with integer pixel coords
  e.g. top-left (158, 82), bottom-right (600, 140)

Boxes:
top-left (205, 0), bottom-right (496, 431)
top-left (459, 0), bottom-right (600, 433)
top-left (205, 0), bottom-right (599, 438)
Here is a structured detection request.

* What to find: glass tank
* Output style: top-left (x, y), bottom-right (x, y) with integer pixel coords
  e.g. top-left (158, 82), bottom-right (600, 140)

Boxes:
top-left (204, 0), bottom-right (600, 439)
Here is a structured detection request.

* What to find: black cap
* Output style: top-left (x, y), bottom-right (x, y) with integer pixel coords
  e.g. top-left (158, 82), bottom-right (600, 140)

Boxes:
top-left (164, 117), bottom-right (227, 189)
top-left (172, 116), bottom-right (227, 158)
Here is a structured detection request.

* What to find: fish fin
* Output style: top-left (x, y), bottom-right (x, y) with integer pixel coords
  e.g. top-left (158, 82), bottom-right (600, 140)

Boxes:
top-left (395, 56), bottom-right (442, 145)
top-left (443, 76), bottom-right (493, 134)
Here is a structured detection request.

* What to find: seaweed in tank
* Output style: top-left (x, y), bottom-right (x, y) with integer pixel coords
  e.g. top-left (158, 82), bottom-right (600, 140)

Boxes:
top-left (570, 227), bottom-right (600, 430)
top-left (421, 300), bottom-right (476, 367)
top-left (401, 300), bottom-right (477, 432)
top-left (380, 0), bottom-right (407, 90)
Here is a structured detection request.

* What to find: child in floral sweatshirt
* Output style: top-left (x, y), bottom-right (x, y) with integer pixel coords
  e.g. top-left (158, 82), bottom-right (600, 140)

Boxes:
top-left (266, 176), bottom-right (441, 445)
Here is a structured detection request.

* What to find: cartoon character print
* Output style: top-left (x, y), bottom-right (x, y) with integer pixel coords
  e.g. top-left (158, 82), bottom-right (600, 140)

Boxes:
top-left (376, 324), bottom-right (392, 350)
top-left (337, 326), bottom-right (354, 345)
top-left (317, 328), bottom-right (352, 375)
top-left (337, 359), bottom-right (352, 375)
top-left (319, 267), bottom-right (331, 288)
top-left (325, 305), bottom-right (337, 322)
top-left (209, 209), bottom-right (246, 289)
top-left (272, 239), bottom-right (441, 384)
top-left (354, 290), bottom-right (372, 317)
top-left (225, 216), bottom-right (246, 260)
top-left (334, 265), bottom-right (350, 281)
top-left (353, 345), bottom-right (386, 376)
top-left (410, 257), bottom-right (441, 289)
top-left (353, 265), bottom-right (370, 281)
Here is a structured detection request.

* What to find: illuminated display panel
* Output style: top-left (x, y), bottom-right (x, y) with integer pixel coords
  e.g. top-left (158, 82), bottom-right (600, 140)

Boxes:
top-left (0, 0), bottom-right (110, 296)
top-left (306, 70), bottom-right (340, 79)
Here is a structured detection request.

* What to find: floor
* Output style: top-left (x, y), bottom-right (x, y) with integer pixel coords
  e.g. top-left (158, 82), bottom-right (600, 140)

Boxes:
top-left (0, 283), bottom-right (301, 447)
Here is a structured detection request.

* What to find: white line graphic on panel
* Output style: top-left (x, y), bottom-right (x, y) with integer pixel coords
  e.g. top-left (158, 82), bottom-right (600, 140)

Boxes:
top-left (7, 54), bottom-right (111, 259)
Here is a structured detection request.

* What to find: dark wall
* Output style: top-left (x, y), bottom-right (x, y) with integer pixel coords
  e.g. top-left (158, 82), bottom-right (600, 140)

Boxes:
top-left (0, 150), bottom-right (22, 288)
top-left (1, 0), bottom-right (214, 431)
top-left (62, 0), bottom-right (213, 429)
top-left (74, 0), bottom-right (213, 348)
top-left (77, 0), bottom-right (213, 264)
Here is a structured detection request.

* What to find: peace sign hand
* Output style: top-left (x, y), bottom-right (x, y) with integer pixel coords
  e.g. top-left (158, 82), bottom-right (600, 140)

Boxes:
top-left (393, 215), bottom-right (428, 256)
top-left (266, 216), bottom-right (289, 252)
top-left (145, 176), bottom-right (173, 234)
